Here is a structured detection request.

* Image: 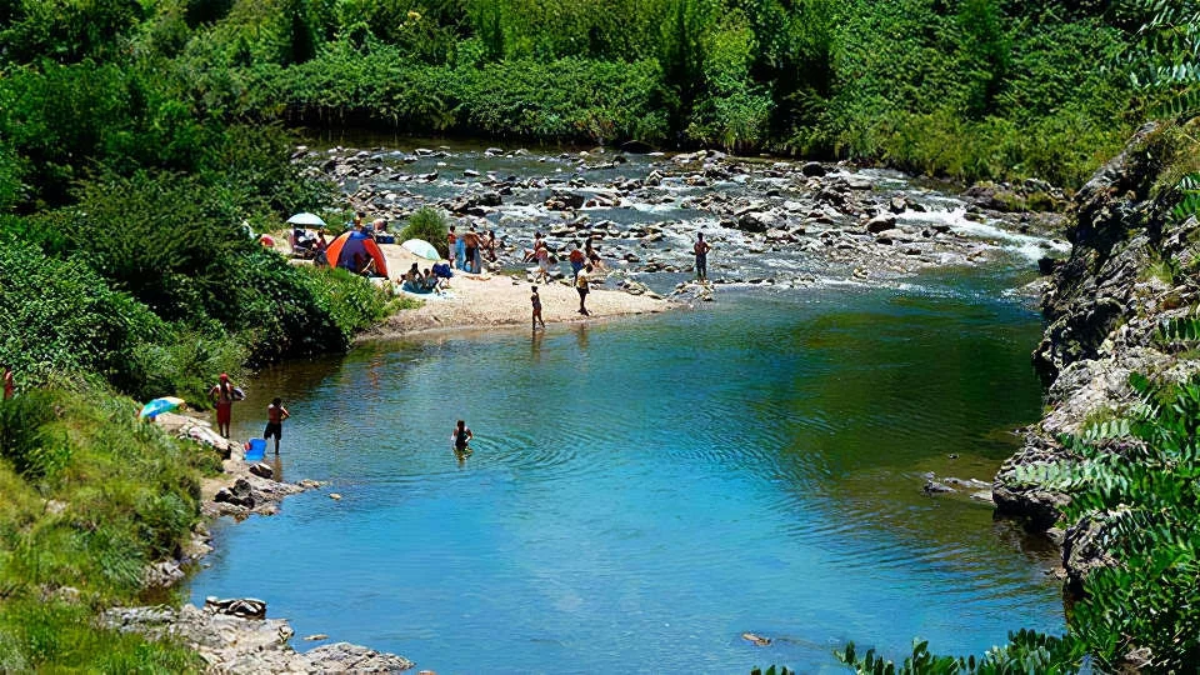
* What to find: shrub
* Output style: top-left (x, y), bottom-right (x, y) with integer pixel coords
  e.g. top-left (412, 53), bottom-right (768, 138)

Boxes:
top-left (399, 207), bottom-right (450, 257)
top-left (0, 238), bottom-right (161, 389)
top-left (1015, 373), bottom-right (1200, 670)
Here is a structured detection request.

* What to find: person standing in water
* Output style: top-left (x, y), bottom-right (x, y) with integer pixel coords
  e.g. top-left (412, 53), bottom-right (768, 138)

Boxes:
top-left (264, 397), bottom-right (290, 454)
top-left (531, 285), bottom-right (546, 331)
top-left (208, 373), bottom-right (238, 439)
top-left (694, 232), bottom-right (712, 281)
top-left (452, 419), bottom-right (474, 459)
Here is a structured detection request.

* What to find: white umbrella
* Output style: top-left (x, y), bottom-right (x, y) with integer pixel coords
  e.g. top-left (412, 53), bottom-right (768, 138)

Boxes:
top-left (402, 238), bottom-right (440, 261)
top-left (287, 212), bottom-right (327, 227)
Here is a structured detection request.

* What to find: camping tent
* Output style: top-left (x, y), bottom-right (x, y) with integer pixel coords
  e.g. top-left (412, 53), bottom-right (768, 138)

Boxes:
top-left (326, 230), bottom-right (389, 277)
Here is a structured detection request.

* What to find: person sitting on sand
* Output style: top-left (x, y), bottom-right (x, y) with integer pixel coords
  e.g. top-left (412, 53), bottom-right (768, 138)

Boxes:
top-left (433, 261), bottom-right (453, 288)
top-left (313, 228), bottom-right (329, 266)
top-left (354, 252), bottom-right (376, 277)
top-left (422, 268), bottom-right (441, 292)
top-left (531, 285), bottom-right (546, 331)
top-left (400, 263), bottom-right (426, 293)
top-left (576, 263), bottom-right (592, 316)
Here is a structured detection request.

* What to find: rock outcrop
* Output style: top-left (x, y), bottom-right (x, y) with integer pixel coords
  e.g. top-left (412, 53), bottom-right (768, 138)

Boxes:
top-left (994, 123), bottom-right (1200, 545)
top-left (104, 600), bottom-right (414, 673)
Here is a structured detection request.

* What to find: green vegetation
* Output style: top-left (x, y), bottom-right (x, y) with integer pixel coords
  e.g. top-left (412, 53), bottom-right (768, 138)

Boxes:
top-left (0, 387), bottom-right (215, 671)
top-left (400, 207), bottom-right (451, 257)
top-left (835, 631), bottom-right (1082, 674)
top-left (0, 0), bottom-right (1185, 189)
top-left (0, 3), bottom-right (410, 669)
top-left (0, 64), bottom-right (397, 401)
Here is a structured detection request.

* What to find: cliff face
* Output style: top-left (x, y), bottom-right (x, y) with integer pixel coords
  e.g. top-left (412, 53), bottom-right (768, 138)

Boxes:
top-left (994, 123), bottom-right (1200, 533)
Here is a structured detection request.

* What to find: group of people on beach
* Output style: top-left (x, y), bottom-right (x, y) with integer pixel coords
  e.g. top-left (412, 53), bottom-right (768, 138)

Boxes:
top-left (525, 233), bottom-right (605, 284)
top-left (447, 224), bottom-right (498, 274)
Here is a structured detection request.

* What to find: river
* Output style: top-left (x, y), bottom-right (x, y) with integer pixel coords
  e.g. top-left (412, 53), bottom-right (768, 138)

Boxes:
top-left (192, 261), bottom-right (1064, 671)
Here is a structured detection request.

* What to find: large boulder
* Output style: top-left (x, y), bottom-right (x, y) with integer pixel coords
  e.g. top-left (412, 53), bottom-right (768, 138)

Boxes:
top-left (864, 214), bottom-right (896, 234)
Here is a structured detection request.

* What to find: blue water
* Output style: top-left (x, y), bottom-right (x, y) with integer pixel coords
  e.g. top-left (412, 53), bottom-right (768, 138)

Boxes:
top-left (195, 275), bottom-right (1063, 673)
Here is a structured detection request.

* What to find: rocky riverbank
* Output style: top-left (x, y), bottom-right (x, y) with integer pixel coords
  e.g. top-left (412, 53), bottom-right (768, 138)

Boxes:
top-left (992, 123), bottom-right (1200, 585)
top-left (111, 413), bottom-right (418, 673)
top-left (297, 143), bottom-right (1067, 295)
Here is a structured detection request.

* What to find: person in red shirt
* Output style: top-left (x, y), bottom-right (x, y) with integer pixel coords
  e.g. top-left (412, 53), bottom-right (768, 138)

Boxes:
top-left (3, 366), bottom-right (13, 400)
top-left (568, 241), bottom-right (586, 280)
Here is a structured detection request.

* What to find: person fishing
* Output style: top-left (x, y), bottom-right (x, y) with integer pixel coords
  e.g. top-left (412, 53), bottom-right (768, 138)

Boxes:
top-left (694, 232), bottom-right (712, 281)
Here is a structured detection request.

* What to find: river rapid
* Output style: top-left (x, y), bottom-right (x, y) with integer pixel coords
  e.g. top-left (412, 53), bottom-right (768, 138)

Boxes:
top-left (192, 139), bottom-right (1066, 673)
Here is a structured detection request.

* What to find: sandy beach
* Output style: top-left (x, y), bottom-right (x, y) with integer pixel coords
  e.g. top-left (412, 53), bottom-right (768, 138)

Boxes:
top-left (318, 241), bottom-right (672, 338)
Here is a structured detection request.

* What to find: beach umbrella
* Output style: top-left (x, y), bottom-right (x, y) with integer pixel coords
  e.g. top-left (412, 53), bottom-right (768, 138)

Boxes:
top-left (139, 396), bottom-right (185, 419)
top-left (287, 212), bottom-right (327, 227)
top-left (402, 238), bottom-right (440, 261)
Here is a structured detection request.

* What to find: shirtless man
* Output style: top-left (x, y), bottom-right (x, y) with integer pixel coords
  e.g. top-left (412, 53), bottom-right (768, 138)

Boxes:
top-left (463, 227), bottom-right (481, 273)
top-left (694, 232), bottom-right (713, 281)
top-left (264, 397), bottom-right (290, 454)
top-left (208, 373), bottom-right (238, 438)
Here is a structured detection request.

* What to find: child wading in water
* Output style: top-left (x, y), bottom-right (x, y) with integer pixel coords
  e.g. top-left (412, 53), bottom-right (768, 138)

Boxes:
top-left (531, 285), bottom-right (546, 331)
top-left (264, 397), bottom-right (290, 454)
top-left (452, 419), bottom-right (474, 461)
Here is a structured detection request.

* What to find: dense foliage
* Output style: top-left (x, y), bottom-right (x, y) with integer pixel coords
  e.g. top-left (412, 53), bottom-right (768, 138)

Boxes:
top-left (0, 63), bottom-right (398, 401)
top-left (1015, 373), bottom-right (1200, 670)
top-left (0, 0), bottom-right (1184, 188)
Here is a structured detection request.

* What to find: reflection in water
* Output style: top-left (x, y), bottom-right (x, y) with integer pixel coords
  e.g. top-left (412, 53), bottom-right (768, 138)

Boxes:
top-left (197, 284), bottom-right (1064, 674)
top-left (530, 329), bottom-right (543, 362)
top-left (575, 322), bottom-right (589, 352)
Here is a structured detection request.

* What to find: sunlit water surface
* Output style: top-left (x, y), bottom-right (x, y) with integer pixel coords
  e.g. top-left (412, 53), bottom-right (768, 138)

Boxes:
top-left (194, 270), bottom-right (1063, 673)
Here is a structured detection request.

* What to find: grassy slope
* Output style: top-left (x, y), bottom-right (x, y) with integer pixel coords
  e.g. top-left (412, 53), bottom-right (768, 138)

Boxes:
top-left (0, 388), bottom-right (222, 672)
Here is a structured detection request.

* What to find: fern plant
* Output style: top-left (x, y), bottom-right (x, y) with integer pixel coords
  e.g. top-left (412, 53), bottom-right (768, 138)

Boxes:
top-left (1013, 373), bottom-right (1200, 670)
top-left (1126, 1), bottom-right (1200, 122)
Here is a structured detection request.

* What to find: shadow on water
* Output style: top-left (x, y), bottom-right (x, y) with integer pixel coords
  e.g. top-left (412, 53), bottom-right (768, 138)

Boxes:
top-left (197, 274), bottom-right (1064, 674)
